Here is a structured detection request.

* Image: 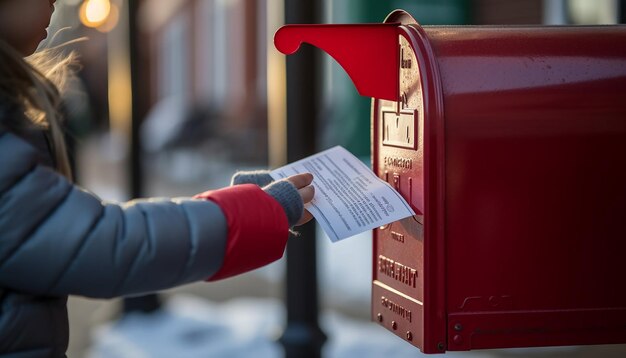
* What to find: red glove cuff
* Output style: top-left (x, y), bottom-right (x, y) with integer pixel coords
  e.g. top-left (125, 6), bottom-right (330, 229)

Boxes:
top-left (194, 184), bottom-right (289, 281)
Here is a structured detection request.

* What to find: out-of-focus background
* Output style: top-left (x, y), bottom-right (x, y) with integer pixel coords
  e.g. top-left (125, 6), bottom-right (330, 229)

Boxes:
top-left (43, 0), bottom-right (626, 357)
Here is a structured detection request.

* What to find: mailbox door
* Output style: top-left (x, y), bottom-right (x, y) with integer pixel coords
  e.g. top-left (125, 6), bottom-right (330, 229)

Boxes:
top-left (371, 11), bottom-right (447, 354)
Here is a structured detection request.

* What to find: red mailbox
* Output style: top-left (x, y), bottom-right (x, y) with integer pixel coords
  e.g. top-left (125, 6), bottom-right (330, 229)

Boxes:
top-left (275, 9), bottom-right (626, 354)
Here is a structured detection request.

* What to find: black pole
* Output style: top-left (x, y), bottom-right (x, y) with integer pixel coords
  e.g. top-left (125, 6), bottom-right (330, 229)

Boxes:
top-left (620, 0), bottom-right (626, 23)
top-left (123, 0), bottom-right (160, 314)
top-left (278, 0), bottom-right (326, 357)
top-left (127, 0), bottom-right (142, 199)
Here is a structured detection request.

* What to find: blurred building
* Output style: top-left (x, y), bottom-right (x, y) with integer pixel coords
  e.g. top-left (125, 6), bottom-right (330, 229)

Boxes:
top-left (137, 0), bottom-right (270, 163)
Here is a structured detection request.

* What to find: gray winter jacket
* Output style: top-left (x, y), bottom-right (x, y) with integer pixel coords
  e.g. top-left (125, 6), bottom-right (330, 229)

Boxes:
top-left (0, 107), bottom-right (297, 356)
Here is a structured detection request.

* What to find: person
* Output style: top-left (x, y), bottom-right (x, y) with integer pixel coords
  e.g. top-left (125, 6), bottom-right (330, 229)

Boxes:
top-left (0, 0), bottom-right (315, 356)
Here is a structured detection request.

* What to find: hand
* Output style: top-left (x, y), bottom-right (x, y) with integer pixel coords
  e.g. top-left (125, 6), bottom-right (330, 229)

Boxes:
top-left (285, 173), bottom-right (315, 226)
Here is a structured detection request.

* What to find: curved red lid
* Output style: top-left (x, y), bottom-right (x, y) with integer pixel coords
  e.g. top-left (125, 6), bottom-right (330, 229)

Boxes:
top-left (274, 24), bottom-right (400, 101)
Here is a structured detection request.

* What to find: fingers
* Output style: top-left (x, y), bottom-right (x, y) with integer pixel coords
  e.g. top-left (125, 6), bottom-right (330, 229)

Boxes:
top-left (286, 172), bottom-right (315, 227)
top-left (299, 185), bottom-right (315, 204)
top-left (286, 173), bottom-right (313, 189)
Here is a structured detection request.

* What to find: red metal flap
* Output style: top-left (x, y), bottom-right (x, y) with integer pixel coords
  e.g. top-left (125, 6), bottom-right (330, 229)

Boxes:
top-left (274, 24), bottom-right (400, 101)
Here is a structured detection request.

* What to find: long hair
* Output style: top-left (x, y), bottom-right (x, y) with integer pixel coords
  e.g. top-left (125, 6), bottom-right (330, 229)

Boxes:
top-left (0, 38), bottom-right (79, 180)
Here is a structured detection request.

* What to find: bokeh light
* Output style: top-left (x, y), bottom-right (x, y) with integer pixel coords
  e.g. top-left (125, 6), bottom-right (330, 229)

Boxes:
top-left (79, 0), bottom-right (112, 28)
top-left (96, 3), bottom-right (119, 33)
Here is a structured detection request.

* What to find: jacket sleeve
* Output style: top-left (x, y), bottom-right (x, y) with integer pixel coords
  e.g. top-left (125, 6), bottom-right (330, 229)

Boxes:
top-left (0, 130), bottom-right (289, 298)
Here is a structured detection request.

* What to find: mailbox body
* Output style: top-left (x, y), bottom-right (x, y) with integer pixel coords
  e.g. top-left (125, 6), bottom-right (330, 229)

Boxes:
top-left (275, 10), bottom-right (626, 354)
top-left (372, 11), bottom-right (626, 353)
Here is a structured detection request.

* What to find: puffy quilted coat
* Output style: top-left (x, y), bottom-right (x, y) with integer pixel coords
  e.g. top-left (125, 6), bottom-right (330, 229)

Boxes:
top-left (0, 104), bottom-right (291, 357)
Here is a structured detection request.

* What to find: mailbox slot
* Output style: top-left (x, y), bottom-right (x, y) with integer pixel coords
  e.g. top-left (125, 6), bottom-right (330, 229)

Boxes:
top-left (382, 110), bottom-right (417, 149)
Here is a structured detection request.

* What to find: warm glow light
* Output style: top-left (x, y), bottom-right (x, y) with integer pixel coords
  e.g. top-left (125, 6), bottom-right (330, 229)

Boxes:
top-left (267, 0), bottom-right (287, 168)
top-left (107, 12), bottom-right (132, 141)
top-left (96, 3), bottom-right (119, 33)
top-left (86, 0), bottom-right (110, 23)
top-left (79, 0), bottom-right (111, 28)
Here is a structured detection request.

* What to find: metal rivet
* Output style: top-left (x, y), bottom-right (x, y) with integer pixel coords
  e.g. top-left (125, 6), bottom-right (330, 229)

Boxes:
top-left (391, 321), bottom-right (398, 330)
top-left (454, 323), bottom-right (463, 331)
top-left (453, 334), bottom-right (463, 345)
top-left (406, 331), bottom-right (413, 341)
top-left (377, 313), bottom-right (383, 322)
top-left (437, 342), bottom-right (445, 351)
